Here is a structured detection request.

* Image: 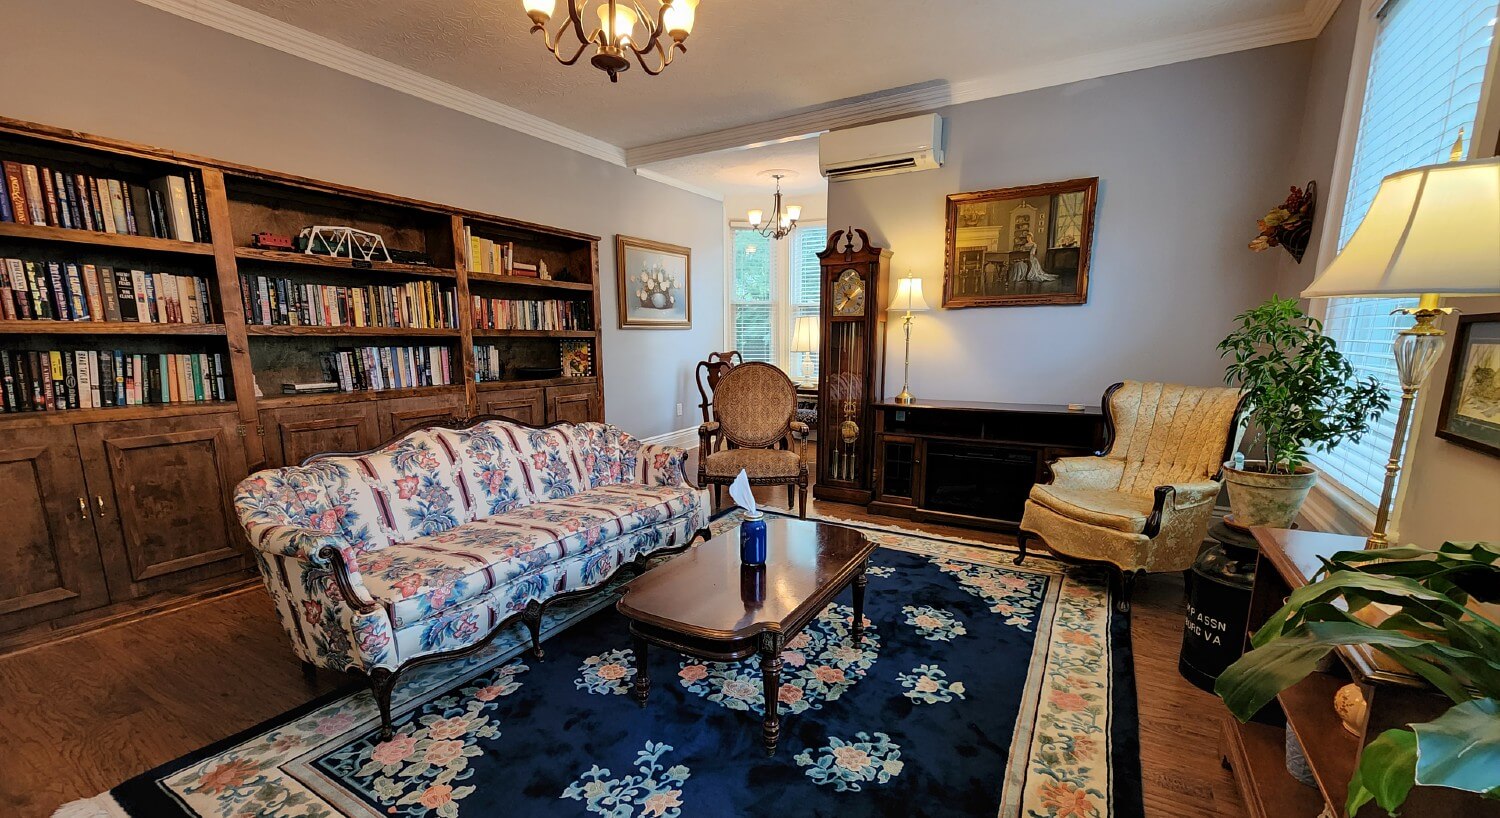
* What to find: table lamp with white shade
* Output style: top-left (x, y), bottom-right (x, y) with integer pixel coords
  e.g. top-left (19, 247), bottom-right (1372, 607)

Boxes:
top-left (888, 271), bottom-right (930, 405)
top-left (1301, 156), bottom-right (1500, 547)
top-left (790, 315), bottom-right (820, 385)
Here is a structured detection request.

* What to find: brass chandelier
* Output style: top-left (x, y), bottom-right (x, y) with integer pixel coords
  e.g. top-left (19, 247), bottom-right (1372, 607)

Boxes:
top-left (521, 0), bottom-right (699, 83)
top-left (747, 173), bottom-right (802, 240)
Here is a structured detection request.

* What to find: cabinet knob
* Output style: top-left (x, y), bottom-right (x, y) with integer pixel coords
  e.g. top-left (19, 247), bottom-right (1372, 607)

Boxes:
top-left (96, 495), bottom-right (106, 514)
top-left (78, 497), bottom-right (89, 520)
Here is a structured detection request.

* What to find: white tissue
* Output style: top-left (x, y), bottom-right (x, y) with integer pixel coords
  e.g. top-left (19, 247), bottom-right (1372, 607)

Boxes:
top-left (728, 469), bottom-right (759, 517)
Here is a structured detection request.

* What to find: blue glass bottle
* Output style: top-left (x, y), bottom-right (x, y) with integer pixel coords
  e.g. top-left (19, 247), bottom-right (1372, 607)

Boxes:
top-left (739, 511), bottom-right (767, 565)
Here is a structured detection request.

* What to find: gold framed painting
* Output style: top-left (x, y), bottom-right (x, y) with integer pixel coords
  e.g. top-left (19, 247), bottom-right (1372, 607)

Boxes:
top-left (943, 177), bottom-right (1098, 308)
top-left (616, 235), bottom-right (691, 329)
top-left (1436, 312), bottom-right (1500, 458)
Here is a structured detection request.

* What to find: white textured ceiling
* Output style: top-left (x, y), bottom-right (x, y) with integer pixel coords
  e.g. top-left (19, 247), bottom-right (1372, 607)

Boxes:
top-left (644, 138), bottom-right (824, 198)
top-left (224, 0), bottom-right (1309, 148)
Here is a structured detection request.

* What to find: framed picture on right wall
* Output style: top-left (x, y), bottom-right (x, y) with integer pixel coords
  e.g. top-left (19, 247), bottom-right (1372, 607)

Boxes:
top-left (1436, 312), bottom-right (1500, 458)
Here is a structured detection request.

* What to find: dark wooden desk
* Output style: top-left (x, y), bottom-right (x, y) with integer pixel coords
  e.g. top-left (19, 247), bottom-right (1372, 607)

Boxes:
top-left (868, 399), bottom-right (1105, 531)
top-left (1221, 527), bottom-right (1482, 818)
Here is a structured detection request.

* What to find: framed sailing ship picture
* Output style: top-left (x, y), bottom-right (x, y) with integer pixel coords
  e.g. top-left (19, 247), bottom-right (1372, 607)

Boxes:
top-left (1436, 313), bottom-right (1500, 458)
top-left (943, 177), bottom-right (1098, 308)
top-left (616, 235), bottom-right (691, 329)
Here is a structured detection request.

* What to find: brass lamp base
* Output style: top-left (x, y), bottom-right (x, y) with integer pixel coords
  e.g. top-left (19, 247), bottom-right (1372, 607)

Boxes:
top-left (894, 389), bottom-right (915, 405)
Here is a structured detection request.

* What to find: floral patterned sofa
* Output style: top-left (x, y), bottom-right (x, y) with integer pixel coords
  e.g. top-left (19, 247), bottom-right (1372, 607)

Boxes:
top-left (233, 416), bottom-right (709, 737)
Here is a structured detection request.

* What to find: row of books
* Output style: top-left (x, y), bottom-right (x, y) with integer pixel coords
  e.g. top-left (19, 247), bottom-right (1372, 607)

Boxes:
top-left (1, 349), bottom-right (228, 414)
top-left (471, 296), bottom-right (591, 331)
top-left (321, 345), bottom-right (454, 393)
top-left (2, 258), bottom-right (214, 324)
top-left (241, 275), bottom-right (456, 329)
top-left (474, 344), bottom-right (504, 383)
top-left (1, 161), bottom-right (206, 243)
top-left (465, 229), bottom-right (515, 275)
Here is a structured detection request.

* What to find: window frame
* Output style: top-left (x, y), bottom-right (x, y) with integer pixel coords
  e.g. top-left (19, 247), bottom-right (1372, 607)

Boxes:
top-left (1302, 0), bottom-right (1500, 534)
top-left (725, 220), bottom-right (828, 381)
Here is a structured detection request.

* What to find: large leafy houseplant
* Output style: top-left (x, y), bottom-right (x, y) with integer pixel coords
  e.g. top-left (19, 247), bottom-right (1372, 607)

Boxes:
top-left (1216, 542), bottom-right (1500, 815)
top-left (1219, 296), bottom-right (1390, 475)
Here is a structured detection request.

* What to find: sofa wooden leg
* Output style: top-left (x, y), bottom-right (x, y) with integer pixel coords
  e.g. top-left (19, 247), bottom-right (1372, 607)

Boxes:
top-left (1115, 569), bottom-right (1144, 614)
top-left (522, 600), bottom-right (545, 660)
top-left (1014, 530), bottom-right (1030, 565)
top-left (370, 668), bottom-right (398, 741)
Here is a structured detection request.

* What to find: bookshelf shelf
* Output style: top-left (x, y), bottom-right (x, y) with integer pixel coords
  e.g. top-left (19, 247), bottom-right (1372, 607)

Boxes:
top-left (0, 320), bottom-right (226, 336)
top-left (472, 328), bottom-right (596, 339)
top-left (245, 325), bottom-right (458, 338)
top-left (0, 399), bottom-right (238, 427)
top-left (466, 272), bottom-right (593, 292)
top-left (0, 222), bottom-right (214, 256)
top-left (235, 247), bottom-right (454, 278)
top-left (257, 384), bottom-right (464, 410)
top-left (477, 375), bottom-right (595, 390)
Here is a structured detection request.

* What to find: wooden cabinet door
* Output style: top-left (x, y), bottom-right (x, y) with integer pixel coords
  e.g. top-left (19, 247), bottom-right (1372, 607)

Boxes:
top-left (477, 388), bottom-right (545, 426)
top-left (377, 392), bottom-right (467, 439)
top-left (75, 413), bottom-right (251, 601)
top-left (261, 403), bottom-right (381, 467)
top-left (545, 384), bottom-right (600, 425)
top-left (0, 425), bottom-right (110, 633)
top-left (874, 434), bottom-right (921, 506)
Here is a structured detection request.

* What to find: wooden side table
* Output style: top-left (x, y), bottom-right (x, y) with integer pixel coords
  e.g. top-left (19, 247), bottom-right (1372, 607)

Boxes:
top-left (1220, 527), bottom-right (1485, 818)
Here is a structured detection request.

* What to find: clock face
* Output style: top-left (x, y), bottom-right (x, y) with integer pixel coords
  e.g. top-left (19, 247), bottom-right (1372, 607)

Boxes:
top-left (833, 269), bottom-right (865, 316)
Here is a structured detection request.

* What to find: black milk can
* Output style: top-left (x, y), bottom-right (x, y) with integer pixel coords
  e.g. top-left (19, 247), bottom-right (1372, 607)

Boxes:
top-left (1178, 522), bottom-right (1258, 692)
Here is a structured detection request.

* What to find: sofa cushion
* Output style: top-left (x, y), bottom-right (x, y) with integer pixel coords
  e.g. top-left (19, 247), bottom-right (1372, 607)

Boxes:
top-left (340, 430), bottom-right (469, 543)
top-left (1028, 484), bottom-right (1154, 534)
top-left (564, 422), bottom-right (633, 488)
top-left (430, 422), bottom-right (533, 519)
top-left (358, 483), bottom-right (700, 628)
top-left (495, 422), bottom-right (588, 500)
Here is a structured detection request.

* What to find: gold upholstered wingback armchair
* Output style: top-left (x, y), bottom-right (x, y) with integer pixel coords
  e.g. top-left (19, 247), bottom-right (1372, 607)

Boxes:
top-left (697, 361), bottom-right (809, 518)
top-left (1017, 381), bottom-right (1246, 612)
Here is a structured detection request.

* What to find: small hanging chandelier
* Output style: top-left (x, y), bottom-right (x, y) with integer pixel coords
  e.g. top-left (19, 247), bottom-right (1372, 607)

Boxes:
top-left (521, 0), bottom-right (699, 83)
top-left (748, 173), bottom-right (802, 240)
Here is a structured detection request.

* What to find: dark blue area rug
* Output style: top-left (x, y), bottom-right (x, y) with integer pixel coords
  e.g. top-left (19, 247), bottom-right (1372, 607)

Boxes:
top-left (93, 514), bottom-right (1143, 818)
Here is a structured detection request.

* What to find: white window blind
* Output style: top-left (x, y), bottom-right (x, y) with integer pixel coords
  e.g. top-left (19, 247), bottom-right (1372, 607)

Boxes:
top-left (790, 225), bottom-right (826, 379)
top-left (1312, 0), bottom-right (1498, 503)
top-left (730, 228), bottom-right (774, 363)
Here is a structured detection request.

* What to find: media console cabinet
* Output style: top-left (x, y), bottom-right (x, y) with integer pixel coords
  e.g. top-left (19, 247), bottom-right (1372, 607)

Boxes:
top-left (868, 399), bottom-right (1105, 531)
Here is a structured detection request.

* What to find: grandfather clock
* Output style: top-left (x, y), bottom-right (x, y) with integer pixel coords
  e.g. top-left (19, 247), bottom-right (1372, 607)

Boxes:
top-left (814, 228), bottom-right (891, 504)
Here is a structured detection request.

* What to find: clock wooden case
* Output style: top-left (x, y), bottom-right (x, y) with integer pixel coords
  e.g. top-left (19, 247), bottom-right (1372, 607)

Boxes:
top-left (814, 228), bottom-right (891, 504)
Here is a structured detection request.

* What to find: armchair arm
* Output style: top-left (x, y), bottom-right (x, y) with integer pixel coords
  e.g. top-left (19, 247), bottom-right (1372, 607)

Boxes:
top-left (1048, 456), bottom-right (1125, 492)
top-left (697, 421), bottom-right (720, 453)
top-left (1143, 479), bottom-right (1223, 538)
top-left (789, 420), bottom-right (809, 456)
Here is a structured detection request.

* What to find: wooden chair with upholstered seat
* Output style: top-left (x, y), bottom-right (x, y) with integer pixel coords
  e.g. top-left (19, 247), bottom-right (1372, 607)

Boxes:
top-left (697, 361), bottom-right (809, 518)
top-left (1016, 380), bottom-right (1246, 612)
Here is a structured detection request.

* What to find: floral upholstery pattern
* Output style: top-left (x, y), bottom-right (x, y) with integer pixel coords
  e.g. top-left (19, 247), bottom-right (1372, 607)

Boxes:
top-left (234, 421), bottom-right (707, 674)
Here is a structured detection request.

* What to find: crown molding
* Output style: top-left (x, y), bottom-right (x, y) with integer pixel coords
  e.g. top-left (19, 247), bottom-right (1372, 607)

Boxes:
top-left (626, 2), bottom-right (1335, 167)
top-left (633, 168), bottom-right (724, 201)
top-left (130, 0), bottom-right (626, 166)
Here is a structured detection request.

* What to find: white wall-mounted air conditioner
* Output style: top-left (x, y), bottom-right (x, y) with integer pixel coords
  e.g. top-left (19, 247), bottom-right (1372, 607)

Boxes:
top-left (819, 114), bottom-right (944, 182)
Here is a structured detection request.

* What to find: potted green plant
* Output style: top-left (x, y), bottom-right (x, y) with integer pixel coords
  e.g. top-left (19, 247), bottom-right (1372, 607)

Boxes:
top-left (1218, 296), bottom-right (1390, 527)
top-left (1216, 542), bottom-right (1500, 815)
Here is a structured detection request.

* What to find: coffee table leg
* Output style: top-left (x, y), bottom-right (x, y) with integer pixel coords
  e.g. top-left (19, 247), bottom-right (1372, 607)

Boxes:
top-left (632, 632), bottom-right (650, 707)
top-left (760, 632), bottom-right (783, 755)
top-left (852, 562), bottom-right (869, 646)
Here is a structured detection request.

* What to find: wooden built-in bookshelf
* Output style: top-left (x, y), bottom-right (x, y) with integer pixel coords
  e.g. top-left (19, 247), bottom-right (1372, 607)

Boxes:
top-left (0, 115), bottom-right (605, 651)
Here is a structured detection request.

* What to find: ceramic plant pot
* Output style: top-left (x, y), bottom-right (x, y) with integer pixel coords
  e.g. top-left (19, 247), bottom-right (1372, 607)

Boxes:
top-left (1222, 460), bottom-right (1318, 529)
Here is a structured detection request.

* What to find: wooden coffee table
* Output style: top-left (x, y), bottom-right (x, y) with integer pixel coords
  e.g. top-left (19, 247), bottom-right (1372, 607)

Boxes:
top-left (616, 517), bottom-right (875, 754)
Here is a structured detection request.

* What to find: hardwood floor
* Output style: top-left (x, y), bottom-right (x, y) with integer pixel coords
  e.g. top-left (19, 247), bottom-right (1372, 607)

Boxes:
top-left (0, 469), bottom-right (1248, 817)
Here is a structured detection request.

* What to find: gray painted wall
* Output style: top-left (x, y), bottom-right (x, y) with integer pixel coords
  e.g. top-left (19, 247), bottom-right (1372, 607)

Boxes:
top-left (829, 44), bottom-right (1314, 407)
top-left (0, 0), bottom-right (725, 439)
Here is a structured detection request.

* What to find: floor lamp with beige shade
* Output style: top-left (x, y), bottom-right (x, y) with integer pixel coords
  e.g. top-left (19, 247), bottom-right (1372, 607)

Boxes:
top-left (1302, 157), bottom-right (1500, 547)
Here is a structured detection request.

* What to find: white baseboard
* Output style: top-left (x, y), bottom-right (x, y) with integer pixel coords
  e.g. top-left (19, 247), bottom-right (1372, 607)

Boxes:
top-left (642, 427), bottom-right (698, 450)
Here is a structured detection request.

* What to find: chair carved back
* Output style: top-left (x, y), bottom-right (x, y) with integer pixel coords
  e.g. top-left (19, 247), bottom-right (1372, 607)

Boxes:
top-left (710, 362), bottom-right (797, 450)
top-left (1099, 380), bottom-right (1247, 495)
top-left (695, 350), bottom-right (743, 424)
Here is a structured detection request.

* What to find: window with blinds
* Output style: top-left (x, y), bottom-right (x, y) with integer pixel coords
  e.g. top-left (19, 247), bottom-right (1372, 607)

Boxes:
top-left (730, 228), bottom-right (774, 363)
top-left (790, 225), bottom-right (826, 379)
top-left (1312, 0), bottom-right (1498, 504)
